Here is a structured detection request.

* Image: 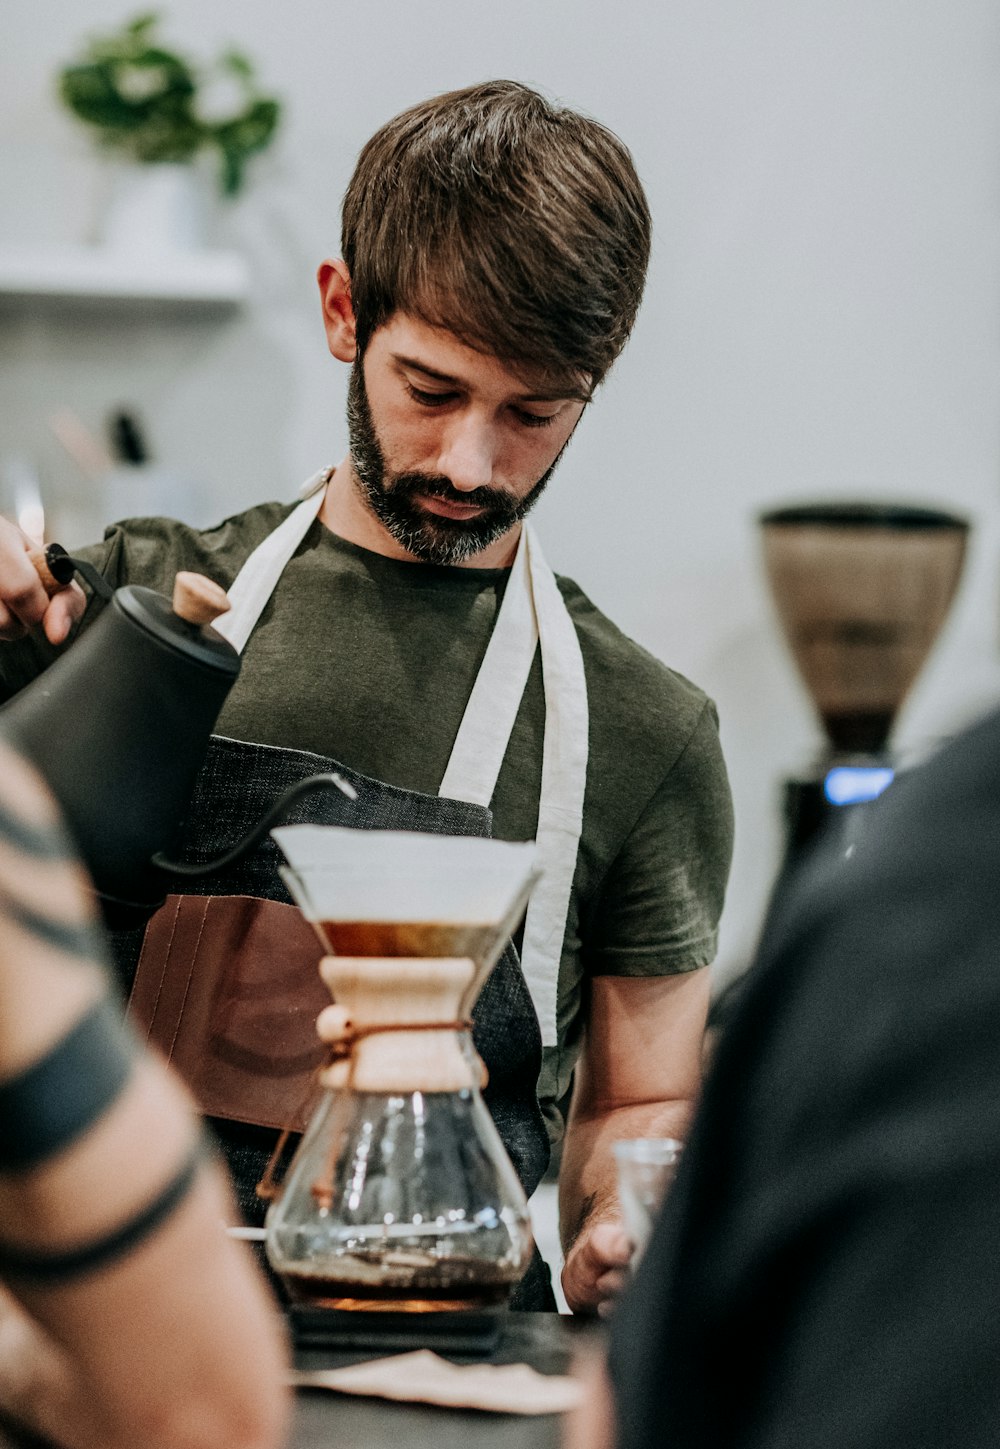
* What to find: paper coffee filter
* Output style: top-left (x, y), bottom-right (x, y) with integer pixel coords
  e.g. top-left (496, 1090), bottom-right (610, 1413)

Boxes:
top-left (272, 825), bottom-right (538, 923)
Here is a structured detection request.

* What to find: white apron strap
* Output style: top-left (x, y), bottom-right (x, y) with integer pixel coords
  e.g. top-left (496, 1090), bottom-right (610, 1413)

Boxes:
top-left (437, 529), bottom-right (538, 807)
top-left (440, 524), bottom-right (588, 1048)
top-left (519, 528), bottom-right (588, 1050)
top-left (214, 474), bottom-right (327, 654)
top-left (214, 478), bottom-right (587, 1050)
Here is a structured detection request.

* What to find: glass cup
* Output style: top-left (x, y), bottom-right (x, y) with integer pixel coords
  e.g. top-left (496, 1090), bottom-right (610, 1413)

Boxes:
top-left (613, 1138), bottom-right (683, 1263)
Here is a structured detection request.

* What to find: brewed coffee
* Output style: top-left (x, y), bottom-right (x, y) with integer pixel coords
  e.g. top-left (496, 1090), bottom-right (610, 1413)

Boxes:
top-left (282, 1252), bottom-right (514, 1313)
top-left (316, 920), bottom-right (496, 958)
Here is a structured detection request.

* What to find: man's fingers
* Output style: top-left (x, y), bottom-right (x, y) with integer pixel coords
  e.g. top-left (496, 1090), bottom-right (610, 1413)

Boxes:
top-left (41, 585), bottom-right (87, 646)
top-left (586, 1221), bottom-right (632, 1268)
top-left (596, 1271), bottom-right (629, 1317)
top-left (595, 1267), bottom-right (628, 1297)
top-left (0, 574), bottom-right (50, 635)
top-left (562, 1219), bottom-right (634, 1314)
top-left (0, 519), bottom-right (83, 641)
top-left (0, 585), bottom-right (86, 646)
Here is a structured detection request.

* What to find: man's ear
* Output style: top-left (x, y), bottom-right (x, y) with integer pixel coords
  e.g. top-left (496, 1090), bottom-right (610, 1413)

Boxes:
top-left (317, 259), bottom-right (357, 362)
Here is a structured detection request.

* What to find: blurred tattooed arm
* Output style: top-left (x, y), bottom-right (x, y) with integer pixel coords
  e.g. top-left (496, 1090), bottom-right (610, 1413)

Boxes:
top-left (0, 741), bottom-right (290, 1449)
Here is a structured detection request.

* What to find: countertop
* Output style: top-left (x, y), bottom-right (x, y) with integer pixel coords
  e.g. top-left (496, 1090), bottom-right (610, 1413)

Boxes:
top-left (290, 1311), bottom-right (595, 1449)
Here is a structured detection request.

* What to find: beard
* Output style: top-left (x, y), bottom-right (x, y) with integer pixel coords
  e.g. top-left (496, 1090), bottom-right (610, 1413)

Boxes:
top-left (346, 364), bottom-right (568, 566)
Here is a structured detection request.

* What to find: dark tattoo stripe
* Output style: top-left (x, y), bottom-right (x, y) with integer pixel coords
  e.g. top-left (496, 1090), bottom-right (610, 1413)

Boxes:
top-left (0, 997), bottom-right (134, 1171)
top-left (0, 798), bottom-right (74, 862)
top-left (0, 1137), bottom-right (206, 1283)
top-left (0, 880), bottom-right (103, 963)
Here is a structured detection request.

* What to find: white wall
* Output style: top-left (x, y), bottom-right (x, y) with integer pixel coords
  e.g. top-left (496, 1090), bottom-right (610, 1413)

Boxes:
top-left (3, 0), bottom-right (1000, 979)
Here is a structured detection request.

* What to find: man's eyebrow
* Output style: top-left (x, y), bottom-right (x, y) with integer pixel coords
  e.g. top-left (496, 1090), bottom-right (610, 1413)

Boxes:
top-left (519, 385), bottom-right (594, 405)
top-left (391, 354), bottom-right (592, 405)
top-left (393, 355), bottom-right (461, 385)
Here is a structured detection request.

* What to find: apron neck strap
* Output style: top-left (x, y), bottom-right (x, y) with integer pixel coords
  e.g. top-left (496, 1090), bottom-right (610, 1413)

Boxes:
top-left (213, 483), bottom-right (588, 1050)
top-left (439, 523), bottom-right (588, 1048)
top-left (214, 482), bottom-right (327, 654)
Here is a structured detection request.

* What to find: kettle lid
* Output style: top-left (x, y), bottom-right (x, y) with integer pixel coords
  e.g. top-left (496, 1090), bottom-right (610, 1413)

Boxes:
top-left (115, 585), bottom-right (241, 677)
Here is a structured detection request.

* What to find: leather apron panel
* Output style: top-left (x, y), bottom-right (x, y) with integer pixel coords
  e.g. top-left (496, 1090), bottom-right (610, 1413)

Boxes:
top-left (118, 737), bottom-right (551, 1240)
top-left (128, 894), bottom-right (328, 1132)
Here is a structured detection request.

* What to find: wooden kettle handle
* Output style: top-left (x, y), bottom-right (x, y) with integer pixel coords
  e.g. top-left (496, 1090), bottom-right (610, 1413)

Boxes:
top-left (171, 572), bottom-right (231, 626)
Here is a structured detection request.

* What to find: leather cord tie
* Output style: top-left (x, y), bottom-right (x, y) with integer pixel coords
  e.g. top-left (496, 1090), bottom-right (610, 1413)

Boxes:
top-left (324, 1017), bottom-right (475, 1061)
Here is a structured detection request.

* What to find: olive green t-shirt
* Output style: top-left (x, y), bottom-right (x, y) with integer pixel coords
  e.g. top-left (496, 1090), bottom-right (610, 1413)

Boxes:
top-left (1, 503), bottom-right (734, 1139)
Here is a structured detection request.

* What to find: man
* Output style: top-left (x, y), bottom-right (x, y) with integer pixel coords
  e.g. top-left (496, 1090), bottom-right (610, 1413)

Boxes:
top-left (0, 739), bottom-right (289, 1449)
top-left (0, 81), bottom-right (732, 1314)
top-left (570, 703), bottom-right (1000, 1446)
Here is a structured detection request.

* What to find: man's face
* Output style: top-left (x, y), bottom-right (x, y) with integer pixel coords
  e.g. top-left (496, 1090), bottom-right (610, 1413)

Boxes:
top-left (347, 315), bottom-right (588, 566)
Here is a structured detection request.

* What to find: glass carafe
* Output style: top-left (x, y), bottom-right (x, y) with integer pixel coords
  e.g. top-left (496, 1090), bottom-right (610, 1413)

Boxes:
top-left (264, 827), bottom-right (538, 1313)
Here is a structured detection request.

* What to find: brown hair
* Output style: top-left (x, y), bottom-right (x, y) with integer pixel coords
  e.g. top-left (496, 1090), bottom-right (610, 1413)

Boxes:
top-left (340, 80), bottom-right (652, 391)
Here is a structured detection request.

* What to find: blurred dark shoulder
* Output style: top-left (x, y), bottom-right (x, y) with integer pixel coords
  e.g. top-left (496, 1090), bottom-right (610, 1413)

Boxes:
top-left (707, 701), bottom-right (1000, 1079)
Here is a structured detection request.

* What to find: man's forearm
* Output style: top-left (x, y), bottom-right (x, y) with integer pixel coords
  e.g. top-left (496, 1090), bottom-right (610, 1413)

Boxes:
top-left (559, 1096), bottom-right (695, 1254)
top-left (558, 970), bottom-right (711, 1312)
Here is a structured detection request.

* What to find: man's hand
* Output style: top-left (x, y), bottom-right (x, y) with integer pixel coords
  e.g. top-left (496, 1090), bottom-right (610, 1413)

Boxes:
top-left (0, 516), bottom-right (85, 645)
top-left (558, 970), bottom-right (711, 1316)
top-left (561, 1218), bottom-right (633, 1317)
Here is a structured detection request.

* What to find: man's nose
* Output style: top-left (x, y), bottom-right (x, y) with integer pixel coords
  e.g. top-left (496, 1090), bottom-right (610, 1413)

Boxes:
top-left (437, 413), bottom-right (495, 492)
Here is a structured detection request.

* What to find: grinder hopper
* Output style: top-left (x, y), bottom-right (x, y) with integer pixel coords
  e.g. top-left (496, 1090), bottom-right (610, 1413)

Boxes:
top-left (760, 501), bottom-right (969, 851)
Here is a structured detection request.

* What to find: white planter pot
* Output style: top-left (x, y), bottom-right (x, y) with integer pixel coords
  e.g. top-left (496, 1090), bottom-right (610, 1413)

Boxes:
top-left (100, 162), bottom-right (210, 254)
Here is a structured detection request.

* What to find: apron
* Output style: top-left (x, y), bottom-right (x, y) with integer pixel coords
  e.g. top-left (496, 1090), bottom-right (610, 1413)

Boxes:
top-left (118, 473), bottom-right (589, 1310)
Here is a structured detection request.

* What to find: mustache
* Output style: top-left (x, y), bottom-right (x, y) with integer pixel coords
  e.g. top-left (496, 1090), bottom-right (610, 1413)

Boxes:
top-left (387, 473), bottom-right (519, 513)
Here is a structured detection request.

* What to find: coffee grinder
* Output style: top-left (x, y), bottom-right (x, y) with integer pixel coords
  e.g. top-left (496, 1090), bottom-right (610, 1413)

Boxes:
top-left (759, 502), bottom-right (969, 865)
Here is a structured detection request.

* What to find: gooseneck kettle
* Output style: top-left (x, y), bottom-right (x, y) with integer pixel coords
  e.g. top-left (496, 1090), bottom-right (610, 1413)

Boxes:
top-left (0, 544), bottom-right (353, 926)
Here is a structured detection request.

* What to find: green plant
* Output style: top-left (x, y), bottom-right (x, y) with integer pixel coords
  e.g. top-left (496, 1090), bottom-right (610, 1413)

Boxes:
top-left (57, 12), bottom-right (281, 197)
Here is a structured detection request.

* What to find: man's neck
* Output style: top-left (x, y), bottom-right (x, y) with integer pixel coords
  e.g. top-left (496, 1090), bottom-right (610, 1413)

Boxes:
top-left (318, 459), bottom-right (520, 569)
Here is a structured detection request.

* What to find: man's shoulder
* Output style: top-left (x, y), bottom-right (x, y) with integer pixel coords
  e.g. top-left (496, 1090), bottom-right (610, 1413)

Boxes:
top-left (84, 500), bottom-right (299, 592)
top-left (554, 570), bottom-right (716, 752)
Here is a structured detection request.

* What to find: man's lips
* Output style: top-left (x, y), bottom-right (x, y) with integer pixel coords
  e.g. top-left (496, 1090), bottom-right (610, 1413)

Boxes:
top-left (416, 493), bottom-right (488, 521)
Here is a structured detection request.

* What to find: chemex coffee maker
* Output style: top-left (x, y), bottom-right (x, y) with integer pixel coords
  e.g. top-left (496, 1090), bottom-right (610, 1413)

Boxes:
top-left (760, 502), bottom-right (969, 862)
top-left (265, 826), bottom-right (538, 1346)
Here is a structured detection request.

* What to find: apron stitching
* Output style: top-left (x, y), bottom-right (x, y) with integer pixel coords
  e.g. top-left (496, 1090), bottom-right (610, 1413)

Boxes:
top-left (164, 896), bottom-right (211, 1061)
top-left (133, 894), bottom-right (182, 1044)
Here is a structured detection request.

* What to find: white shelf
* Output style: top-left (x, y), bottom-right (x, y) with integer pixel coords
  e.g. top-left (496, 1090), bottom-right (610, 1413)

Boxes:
top-left (0, 245), bottom-right (250, 305)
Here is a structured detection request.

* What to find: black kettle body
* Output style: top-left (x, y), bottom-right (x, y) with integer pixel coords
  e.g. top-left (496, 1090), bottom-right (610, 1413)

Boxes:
top-left (0, 568), bottom-right (240, 921)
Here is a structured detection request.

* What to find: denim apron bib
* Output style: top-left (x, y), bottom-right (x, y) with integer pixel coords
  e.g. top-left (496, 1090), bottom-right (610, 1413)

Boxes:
top-left (122, 472), bottom-right (589, 1309)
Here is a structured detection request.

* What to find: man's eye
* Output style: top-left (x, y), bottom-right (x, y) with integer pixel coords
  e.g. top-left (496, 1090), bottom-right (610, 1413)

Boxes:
top-left (405, 382), bottom-right (456, 407)
top-left (514, 409), bottom-right (558, 430)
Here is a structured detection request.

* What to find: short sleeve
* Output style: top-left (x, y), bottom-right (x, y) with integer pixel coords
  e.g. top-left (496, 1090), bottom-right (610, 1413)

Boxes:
top-left (584, 699), bottom-right (734, 977)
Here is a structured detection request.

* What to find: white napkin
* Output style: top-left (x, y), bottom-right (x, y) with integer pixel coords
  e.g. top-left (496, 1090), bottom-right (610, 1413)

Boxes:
top-left (290, 1348), bottom-right (583, 1415)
